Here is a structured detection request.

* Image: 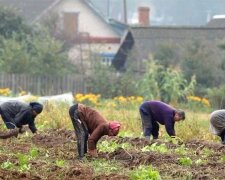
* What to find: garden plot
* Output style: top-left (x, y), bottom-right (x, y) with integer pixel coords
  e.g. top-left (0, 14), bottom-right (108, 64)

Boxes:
top-left (0, 129), bottom-right (224, 179)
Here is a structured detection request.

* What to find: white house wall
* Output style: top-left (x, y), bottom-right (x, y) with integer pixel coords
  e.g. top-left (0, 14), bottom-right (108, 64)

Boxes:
top-left (55, 0), bottom-right (119, 38)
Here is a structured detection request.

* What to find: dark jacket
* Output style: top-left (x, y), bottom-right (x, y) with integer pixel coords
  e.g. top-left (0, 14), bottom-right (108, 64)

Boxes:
top-left (77, 104), bottom-right (109, 150)
top-left (0, 101), bottom-right (37, 133)
top-left (140, 101), bottom-right (176, 136)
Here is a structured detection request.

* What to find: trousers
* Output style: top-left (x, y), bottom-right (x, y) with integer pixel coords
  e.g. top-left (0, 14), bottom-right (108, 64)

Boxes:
top-left (0, 107), bottom-right (17, 129)
top-left (69, 104), bottom-right (88, 158)
top-left (139, 107), bottom-right (159, 139)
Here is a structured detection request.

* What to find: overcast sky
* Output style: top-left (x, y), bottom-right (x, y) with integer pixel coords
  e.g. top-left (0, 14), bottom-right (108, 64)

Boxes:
top-left (90, 0), bottom-right (225, 26)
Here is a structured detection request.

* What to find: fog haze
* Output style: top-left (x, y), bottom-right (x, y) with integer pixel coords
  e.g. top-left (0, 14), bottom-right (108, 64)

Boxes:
top-left (90, 0), bottom-right (225, 26)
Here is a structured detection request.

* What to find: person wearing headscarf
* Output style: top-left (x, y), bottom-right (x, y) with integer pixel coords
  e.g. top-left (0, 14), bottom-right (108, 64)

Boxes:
top-left (139, 100), bottom-right (185, 140)
top-left (0, 100), bottom-right (43, 139)
top-left (209, 110), bottom-right (225, 144)
top-left (69, 103), bottom-right (121, 159)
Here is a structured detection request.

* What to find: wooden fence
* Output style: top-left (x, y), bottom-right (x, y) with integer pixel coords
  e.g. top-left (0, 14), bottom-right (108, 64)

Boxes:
top-left (0, 74), bottom-right (87, 95)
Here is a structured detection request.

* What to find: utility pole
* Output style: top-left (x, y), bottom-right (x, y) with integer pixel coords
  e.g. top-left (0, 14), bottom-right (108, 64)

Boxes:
top-left (107, 0), bottom-right (110, 18)
top-left (123, 0), bottom-right (127, 23)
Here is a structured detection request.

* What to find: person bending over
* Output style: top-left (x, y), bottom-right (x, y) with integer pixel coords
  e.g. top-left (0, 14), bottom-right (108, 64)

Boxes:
top-left (0, 100), bottom-right (43, 139)
top-left (139, 100), bottom-right (185, 140)
top-left (69, 103), bottom-right (121, 159)
top-left (209, 109), bottom-right (225, 144)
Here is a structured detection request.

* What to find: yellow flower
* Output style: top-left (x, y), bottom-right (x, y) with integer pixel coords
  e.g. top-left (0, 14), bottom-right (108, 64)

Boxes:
top-left (74, 93), bottom-right (101, 105)
top-left (0, 88), bottom-right (11, 96)
top-left (187, 96), bottom-right (210, 107)
top-left (19, 90), bottom-right (27, 96)
top-left (201, 98), bottom-right (210, 107)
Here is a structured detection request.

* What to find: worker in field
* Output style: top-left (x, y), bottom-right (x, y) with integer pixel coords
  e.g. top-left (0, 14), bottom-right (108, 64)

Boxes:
top-left (69, 103), bottom-right (121, 159)
top-left (0, 101), bottom-right (43, 139)
top-left (209, 110), bottom-right (225, 144)
top-left (139, 100), bottom-right (185, 140)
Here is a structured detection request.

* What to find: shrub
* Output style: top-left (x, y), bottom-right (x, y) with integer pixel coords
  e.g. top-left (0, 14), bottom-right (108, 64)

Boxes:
top-left (207, 85), bottom-right (225, 109)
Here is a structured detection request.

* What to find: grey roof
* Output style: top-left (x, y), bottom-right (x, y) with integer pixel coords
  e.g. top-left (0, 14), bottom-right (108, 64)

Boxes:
top-left (130, 26), bottom-right (225, 60)
top-left (0, 0), bottom-right (60, 24)
top-left (83, 0), bottom-right (127, 36)
top-left (207, 18), bottom-right (225, 28)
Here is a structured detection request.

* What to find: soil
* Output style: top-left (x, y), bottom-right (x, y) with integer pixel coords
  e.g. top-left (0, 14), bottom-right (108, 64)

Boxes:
top-left (0, 129), bottom-right (224, 179)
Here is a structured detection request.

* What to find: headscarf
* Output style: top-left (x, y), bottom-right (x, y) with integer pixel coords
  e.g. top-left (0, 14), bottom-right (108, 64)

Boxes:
top-left (109, 121), bottom-right (121, 130)
top-left (30, 102), bottom-right (43, 114)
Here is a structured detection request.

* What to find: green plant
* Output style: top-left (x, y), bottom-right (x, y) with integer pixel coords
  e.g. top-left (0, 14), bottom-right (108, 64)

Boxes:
top-left (219, 155), bottom-right (225, 162)
top-left (138, 60), bottom-right (195, 103)
top-left (120, 142), bottom-right (133, 150)
top-left (1, 160), bottom-right (14, 169)
top-left (98, 140), bottom-right (119, 153)
top-left (178, 157), bottom-right (192, 166)
top-left (55, 159), bottom-right (65, 167)
top-left (98, 140), bottom-right (132, 153)
top-left (141, 143), bottom-right (168, 153)
top-left (91, 159), bottom-right (121, 175)
top-left (0, 6), bottom-right (31, 38)
top-left (202, 148), bottom-right (213, 157)
top-left (16, 153), bottom-right (30, 171)
top-left (166, 136), bottom-right (184, 145)
top-left (129, 165), bottom-right (161, 180)
top-left (207, 85), bottom-right (225, 109)
top-left (195, 159), bottom-right (207, 165)
top-left (29, 147), bottom-right (39, 158)
top-left (175, 145), bottom-right (188, 155)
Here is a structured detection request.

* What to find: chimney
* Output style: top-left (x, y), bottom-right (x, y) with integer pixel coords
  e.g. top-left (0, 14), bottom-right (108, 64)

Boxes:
top-left (138, 7), bottom-right (150, 26)
top-left (63, 11), bottom-right (79, 41)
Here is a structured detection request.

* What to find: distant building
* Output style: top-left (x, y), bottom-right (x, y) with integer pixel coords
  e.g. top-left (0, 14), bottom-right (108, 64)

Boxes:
top-left (0, 0), bottom-right (128, 70)
top-left (207, 15), bottom-right (225, 28)
top-left (113, 6), bottom-right (225, 71)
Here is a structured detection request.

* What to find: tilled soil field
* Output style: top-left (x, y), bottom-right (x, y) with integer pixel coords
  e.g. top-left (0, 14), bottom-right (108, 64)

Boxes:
top-left (0, 129), bottom-right (224, 179)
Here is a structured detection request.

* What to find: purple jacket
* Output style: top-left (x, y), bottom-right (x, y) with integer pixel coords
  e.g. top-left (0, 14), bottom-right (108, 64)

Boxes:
top-left (140, 101), bottom-right (176, 136)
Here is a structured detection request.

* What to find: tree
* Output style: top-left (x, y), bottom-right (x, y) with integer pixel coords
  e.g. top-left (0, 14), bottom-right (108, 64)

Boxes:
top-left (0, 7), bottom-right (76, 76)
top-left (0, 6), bottom-right (31, 38)
top-left (154, 43), bottom-right (178, 68)
top-left (0, 35), bottom-right (30, 73)
top-left (28, 30), bottom-right (75, 76)
top-left (87, 59), bottom-right (118, 98)
top-left (180, 39), bottom-right (224, 95)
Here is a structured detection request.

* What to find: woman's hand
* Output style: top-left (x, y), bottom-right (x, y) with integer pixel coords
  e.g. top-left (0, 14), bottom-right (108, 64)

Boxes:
top-left (88, 149), bottom-right (98, 158)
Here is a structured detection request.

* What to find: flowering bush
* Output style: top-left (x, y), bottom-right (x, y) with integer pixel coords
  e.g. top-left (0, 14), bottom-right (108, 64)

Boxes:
top-left (74, 93), bottom-right (101, 106)
top-left (187, 96), bottom-right (210, 107)
top-left (0, 88), bottom-right (11, 96)
top-left (113, 96), bottom-right (143, 106)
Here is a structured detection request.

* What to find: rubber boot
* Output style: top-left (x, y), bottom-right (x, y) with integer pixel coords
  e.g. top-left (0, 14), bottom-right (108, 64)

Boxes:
top-left (222, 131), bottom-right (225, 145)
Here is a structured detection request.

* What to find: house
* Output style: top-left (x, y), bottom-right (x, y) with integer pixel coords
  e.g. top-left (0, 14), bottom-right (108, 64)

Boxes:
top-left (112, 6), bottom-right (225, 71)
top-left (0, 0), bottom-right (128, 70)
top-left (207, 15), bottom-right (225, 28)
